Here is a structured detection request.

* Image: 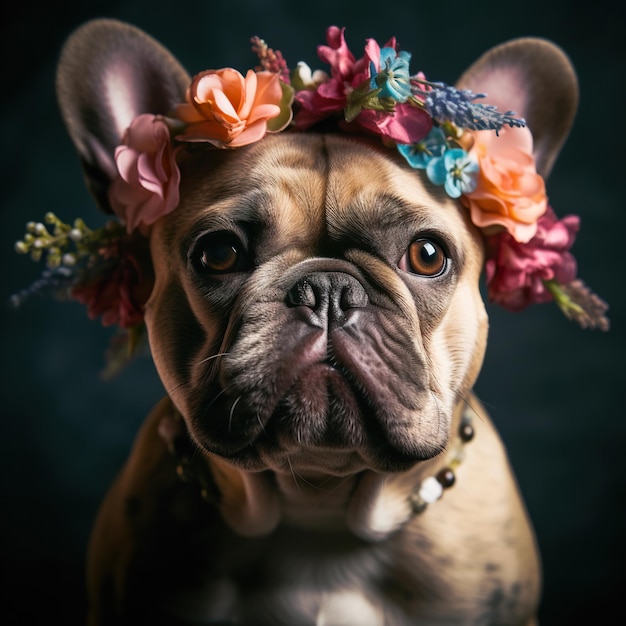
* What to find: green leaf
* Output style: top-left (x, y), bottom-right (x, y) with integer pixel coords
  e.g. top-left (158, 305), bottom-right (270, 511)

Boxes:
top-left (267, 81), bottom-right (295, 132)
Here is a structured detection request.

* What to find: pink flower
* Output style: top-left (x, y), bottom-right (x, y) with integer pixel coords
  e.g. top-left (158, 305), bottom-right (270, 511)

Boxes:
top-left (293, 26), bottom-right (367, 129)
top-left (108, 114), bottom-right (181, 234)
top-left (294, 27), bottom-right (432, 144)
top-left (485, 207), bottom-right (580, 311)
top-left (355, 102), bottom-right (432, 145)
top-left (175, 68), bottom-right (289, 147)
top-left (71, 236), bottom-right (154, 328)
top-left (461, 126), bottom-right (547, 243)
top-left (319, 25), bottom-right (362, 78)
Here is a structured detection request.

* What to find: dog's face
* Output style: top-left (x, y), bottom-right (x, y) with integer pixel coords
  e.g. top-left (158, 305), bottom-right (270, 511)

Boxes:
top-left (145, 132), bottom-right (487, 474)
top-left (54, 20), bottom-right (579, 478)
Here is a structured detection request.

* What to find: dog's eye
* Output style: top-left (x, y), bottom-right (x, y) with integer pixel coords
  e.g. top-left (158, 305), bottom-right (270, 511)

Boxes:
top-left (405, 238), bottom-right (447, 276)
top-left (192, 232), bottom-right (247, 274)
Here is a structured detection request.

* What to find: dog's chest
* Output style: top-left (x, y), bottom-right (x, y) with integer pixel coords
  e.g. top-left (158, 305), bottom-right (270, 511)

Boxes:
top-left (185, 527), bottom-right (417, 625)
top-left (165, 521), bottom-right (512, 626)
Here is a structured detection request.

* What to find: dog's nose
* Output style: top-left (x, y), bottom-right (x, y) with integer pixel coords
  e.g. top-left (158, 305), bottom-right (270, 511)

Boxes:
top-left (286, 272), bottom-right (368, 329)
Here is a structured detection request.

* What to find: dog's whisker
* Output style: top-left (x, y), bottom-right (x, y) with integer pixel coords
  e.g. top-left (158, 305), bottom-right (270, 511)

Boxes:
top-left (464, 393), bottom-right (489, 421)
top-left (287, 473), bottom-right (359, 524)
top-left (428, 388), bottom-right (443, 437)
top-left (164, 379), bottom-right (189, 397)
top-left (282, 457), bottom-right (362, 522)
top-left (165, 354), bottom-right (226, 398)
top-left (288, 462), bottom-right (353, 495)
top-left (428, 388), bottom-right (454, 458)
top-left (285, 455), bottom-right (303, 494)
top-left (196, 352), bottom-right (230, 366)
top-left (198, 385), bottom-right (235, 425)
top-left (256, 411), bottom-right (269, 438)
top-left (228, 396), bottom-right (242, 434)
top-left (458, 392), bottom-right (485, 424)
top-left (206, 385), bottom-right (230, 409)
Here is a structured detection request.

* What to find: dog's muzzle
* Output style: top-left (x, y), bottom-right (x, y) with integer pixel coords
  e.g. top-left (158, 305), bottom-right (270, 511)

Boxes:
top-left (181, 255), bottom-right (446, 473)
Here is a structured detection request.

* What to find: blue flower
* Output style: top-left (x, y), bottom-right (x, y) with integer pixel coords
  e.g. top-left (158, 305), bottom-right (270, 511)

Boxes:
top-left (369, 48), bottom-right (412, 102)
top-left (426, 148), bottom-right (479, 198)
top-left (397, 127), bottom-right (448, 169)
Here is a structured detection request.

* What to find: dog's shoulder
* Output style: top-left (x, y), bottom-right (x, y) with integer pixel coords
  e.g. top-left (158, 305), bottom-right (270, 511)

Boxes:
top-left (394, 395), bottom-right (541, 620)
top-left (86, 397), bottom-right (227, 619)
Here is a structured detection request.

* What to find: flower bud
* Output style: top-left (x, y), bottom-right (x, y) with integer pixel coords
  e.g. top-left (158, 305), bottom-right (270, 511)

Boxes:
top-left (62, 253), bottom-right (77, 267)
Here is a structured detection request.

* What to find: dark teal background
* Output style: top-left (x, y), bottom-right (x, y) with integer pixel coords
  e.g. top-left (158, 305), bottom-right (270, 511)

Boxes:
top-left (2, 1), bottom-right (623, 623)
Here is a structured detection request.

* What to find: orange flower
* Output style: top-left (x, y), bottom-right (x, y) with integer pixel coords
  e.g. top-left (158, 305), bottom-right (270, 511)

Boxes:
top-left (461, 126), bottom-right (547, 243)
top-left (175, 68), bottom-right (292, 148)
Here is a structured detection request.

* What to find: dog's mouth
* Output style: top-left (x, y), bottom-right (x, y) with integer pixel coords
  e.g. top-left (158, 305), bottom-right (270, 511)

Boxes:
top-left (187, 335), bottom-right (445, 474)
top-left (267, 359), bottom-right (373, 446)
top-left (264, 359), bottom-right (437, 474)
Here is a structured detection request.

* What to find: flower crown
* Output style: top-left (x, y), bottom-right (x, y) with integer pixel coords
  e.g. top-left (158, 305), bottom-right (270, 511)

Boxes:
top-left (13, 26), bottom-right (609, 373)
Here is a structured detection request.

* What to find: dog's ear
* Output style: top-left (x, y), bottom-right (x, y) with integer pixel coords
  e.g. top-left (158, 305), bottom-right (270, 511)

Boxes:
top-left (56, 19), bottom-right (190, 212)
top-left (456, 37), bottom-right (578, 178)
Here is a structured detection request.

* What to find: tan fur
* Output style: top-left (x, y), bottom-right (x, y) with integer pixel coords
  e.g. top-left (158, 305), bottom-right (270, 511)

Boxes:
top-left (52, 18), bottom-right (580, 626)
top-left (85, 134), bottom-right (539, 625)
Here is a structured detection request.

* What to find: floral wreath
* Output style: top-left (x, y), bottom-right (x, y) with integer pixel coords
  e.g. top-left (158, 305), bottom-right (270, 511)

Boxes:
top-left (13, 26), bottom-right (609, 374)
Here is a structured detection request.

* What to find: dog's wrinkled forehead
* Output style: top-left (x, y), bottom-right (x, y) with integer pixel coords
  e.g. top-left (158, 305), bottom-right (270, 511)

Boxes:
top-left (160, 132), bottom-right (481, 271)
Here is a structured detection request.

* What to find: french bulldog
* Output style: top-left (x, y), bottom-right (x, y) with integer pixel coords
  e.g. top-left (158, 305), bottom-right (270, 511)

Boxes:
top-left (54, 18), bottom-right (580, 626)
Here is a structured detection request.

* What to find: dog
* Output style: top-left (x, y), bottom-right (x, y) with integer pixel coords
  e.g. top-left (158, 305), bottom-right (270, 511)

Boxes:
top-left (52, 18), bottom-right (582, 626)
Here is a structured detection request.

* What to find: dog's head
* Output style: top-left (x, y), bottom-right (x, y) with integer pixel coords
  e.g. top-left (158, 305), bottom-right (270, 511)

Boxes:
top-left (55, 20), bottom-right (580, 476)
top-left (147, 132), bottom-right (488, 474)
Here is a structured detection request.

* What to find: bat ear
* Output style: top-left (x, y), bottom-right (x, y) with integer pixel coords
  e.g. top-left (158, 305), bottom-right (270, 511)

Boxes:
top-left (456, 37), bottom-right (578, 178)
top-left (55, 18), bottom-right (190, 212)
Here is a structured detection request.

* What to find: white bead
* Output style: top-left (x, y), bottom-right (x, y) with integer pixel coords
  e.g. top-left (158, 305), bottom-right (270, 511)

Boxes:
top-left (317, 591), bottom-right (384, 626)
top-left (418, 477), bottom-right (443, 503)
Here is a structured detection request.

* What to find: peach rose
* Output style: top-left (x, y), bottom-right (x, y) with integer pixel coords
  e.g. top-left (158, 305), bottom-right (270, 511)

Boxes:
top-left (175, 68), bottom-right (290, 148)
top-left (461, 126), bottom-right (547, 243)
top-left (108, 114), bottom-right (181, 234)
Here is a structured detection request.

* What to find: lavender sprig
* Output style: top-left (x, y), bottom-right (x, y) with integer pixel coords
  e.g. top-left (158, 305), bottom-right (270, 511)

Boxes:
top-left (413, 79), bottom-right (526, 133)
top-left (545, 279), bottom-right (610, 331)
top-left (250, 36), bottom-right (290, 84)
top-left (9, 266), bottom-right (78, 309)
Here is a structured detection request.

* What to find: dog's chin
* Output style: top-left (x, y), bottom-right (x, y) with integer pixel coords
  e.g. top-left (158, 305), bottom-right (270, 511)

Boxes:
top-left (186, 363), bottom-right (447, 475)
